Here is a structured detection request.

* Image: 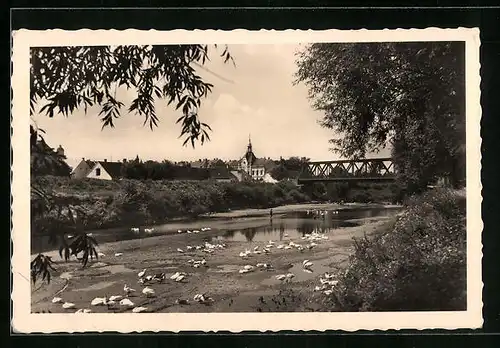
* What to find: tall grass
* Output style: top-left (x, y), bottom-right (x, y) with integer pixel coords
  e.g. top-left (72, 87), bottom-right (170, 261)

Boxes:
top-left (323, 188), bottom-right (467, 311)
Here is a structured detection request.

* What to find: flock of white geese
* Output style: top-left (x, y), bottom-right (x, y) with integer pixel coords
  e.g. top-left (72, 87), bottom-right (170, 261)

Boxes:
top-left (50, 224), bottom-right (338, 313)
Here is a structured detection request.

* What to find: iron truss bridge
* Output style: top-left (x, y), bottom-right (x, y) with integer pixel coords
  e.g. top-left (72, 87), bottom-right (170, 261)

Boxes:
top-left (298, 157), bottom-right (396, 184)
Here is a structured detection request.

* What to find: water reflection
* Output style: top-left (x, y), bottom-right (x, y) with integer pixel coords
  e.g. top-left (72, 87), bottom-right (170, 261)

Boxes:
top-left (215, 217), bottom-right (361, 243)
top-left (214, 207), bottom-right (400, 243)
top-left (32, 206), bottom-right (401, 253)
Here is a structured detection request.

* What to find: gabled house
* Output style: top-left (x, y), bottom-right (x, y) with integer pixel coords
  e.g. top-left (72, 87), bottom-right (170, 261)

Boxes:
top-left (71, 158), bottom-right (96, 179)
top-left (86, 160), bottom-right (124, 181)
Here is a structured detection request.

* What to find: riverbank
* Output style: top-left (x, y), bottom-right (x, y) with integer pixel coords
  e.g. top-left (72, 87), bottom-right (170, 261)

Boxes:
top-left (31, 188), bottom-right (466, 313)
top-left (203, 202), bottom-right (401, 219)
top-left (31, 213), bottom-right (394, 313)
top-left (32, 176), bottom-right (400, 234)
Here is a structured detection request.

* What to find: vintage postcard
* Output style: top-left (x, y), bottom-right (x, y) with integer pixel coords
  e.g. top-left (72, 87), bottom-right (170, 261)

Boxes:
top-left (11, 28), bottom-right (482, 332)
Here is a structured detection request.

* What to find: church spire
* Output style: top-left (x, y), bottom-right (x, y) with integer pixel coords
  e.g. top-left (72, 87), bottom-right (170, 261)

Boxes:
top-left (247, 134), bottom-right (252, 152)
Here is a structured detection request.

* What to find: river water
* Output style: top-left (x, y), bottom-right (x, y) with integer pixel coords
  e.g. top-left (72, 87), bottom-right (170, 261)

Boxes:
top-left (31, 205), bottom-right (401, 254)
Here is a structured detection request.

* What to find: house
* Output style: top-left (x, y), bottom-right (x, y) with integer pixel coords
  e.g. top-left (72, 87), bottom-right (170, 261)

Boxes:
top-left (86, 159), bottom-right (125, 181)
top-left (71, 158), bottom-right (96, 179)
top-left (208, 167), bottom-right (238, 183)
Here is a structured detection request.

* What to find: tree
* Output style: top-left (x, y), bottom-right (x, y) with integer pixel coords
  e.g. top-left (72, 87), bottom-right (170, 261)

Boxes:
top-left (30, 44), bottom-right (234, 284)
top-left (31, 44), bottom-right (234, 147)
top-left (270, 164), bottom-right (289, 181)
top-left (295, 42), bottom-right (465, 194)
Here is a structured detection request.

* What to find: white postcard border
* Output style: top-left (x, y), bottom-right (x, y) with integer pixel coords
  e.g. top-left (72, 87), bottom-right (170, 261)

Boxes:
top-left (11, 28), bottom-right (483, 333)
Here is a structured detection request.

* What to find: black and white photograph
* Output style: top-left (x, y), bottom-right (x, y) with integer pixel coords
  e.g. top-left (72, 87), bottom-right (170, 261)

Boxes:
top-left (11, 28), bottom-right (482, 332)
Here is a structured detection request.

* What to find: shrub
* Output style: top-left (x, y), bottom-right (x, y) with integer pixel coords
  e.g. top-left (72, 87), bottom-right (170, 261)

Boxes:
top-left (324, 188), bottom-right (467, 311)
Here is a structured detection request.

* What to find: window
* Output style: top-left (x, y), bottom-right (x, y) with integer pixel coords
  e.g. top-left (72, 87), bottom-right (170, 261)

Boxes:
top-left (95, 168), bottom-right (101, 176)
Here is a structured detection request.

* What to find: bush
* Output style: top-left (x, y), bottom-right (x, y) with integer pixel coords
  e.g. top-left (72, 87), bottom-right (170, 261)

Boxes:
top-left (325, 188), bottom-right (467, 311)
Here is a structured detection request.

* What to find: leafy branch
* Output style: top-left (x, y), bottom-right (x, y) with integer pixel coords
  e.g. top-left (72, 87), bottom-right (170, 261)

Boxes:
top-left (30, 44), bottom-right (235, 147)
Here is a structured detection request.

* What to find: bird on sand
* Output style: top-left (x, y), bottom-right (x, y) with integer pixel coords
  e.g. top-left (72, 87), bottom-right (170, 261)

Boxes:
top-left (132, 306), bottom-right (148, 313)
top-left (120, 298), bottom-right (135, 307)
top-left (142, 287), bottom-right (155, 297)
top-left (62, 302), bottom-right (75, 309)
top-left (124, 284), bottom-right (136, 295)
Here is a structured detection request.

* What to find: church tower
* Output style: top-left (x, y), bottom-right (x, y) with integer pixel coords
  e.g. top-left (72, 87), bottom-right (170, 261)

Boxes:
top-left (244, 134), bottom-right (256, 171)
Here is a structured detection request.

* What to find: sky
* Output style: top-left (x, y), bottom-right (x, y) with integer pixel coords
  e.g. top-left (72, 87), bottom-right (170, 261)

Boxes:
top-left (32, 44), bottom-right (390, 169)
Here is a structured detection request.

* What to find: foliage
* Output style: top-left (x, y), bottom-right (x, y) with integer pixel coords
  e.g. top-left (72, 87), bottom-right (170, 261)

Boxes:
top-left (324, 188), bottom-right (466, 311)
top-left (296, 42), bottom-right (466, 194)
top-left (31, 44), bottom-right (234, 147)
top-left (30, 127), bottom-right (103, 284)
top-left (121, 156), bottom-right (210, 181)
top-left (31, 254), bottom-right (56, 284)
top-left (270, 156), bottom-right (310, 181)
top-left (65, 233), bottom-right (100, 267)
top-left (30, 124), bottom-right (71, 177)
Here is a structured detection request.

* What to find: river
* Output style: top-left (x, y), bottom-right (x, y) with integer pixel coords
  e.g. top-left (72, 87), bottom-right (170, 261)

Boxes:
top-left (31, 204), bottom-right (402, 255)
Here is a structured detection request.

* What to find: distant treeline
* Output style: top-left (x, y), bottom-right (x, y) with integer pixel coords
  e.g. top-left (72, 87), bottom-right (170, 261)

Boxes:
top-left (121, 158), bottom-right (211, 181)
top-left (120, 156), bottom-right (311, 181)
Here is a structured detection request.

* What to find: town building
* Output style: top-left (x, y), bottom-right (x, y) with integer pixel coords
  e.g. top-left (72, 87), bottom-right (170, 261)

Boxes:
top-left (238, 136), bottom-right (276, 181)
top-left (71, 158), bottom-right (125, 181)
top-left (71, 158), bottom-right (96, 179)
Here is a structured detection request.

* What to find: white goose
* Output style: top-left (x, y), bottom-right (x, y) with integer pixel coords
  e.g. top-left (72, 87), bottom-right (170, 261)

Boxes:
top-left (138, 269), bottom-right (147, 278)
top-left (170, 272), bottom-right (187, 282)
top-left (124, 284), bottom-right (136, 295)
top-left (91, 297), bottom-right (107, 306)
top-left (75, 308), bottom-right (92, 314)
top-left (177, 248), bottom-right (184, 253)
top-left (52, 297), bottom-right (63, 304)
top-left (62, 302), bottom-right (75, 309)
top-left (302, 260), bottom-right (313, 269)
top-left (142, 287), bottom-right (155, 297)
top-left (132, 306), bottom-right (148, 313)
top-left (275, 274), bottom-right (287, 281)
top-left (109, 295), bottom-right (122, 301)
top-left (239, 264), bottom-right (255, 274)
top-left (194, 293), bottom-right (214, 304)
top-left (120, 298), bottom-right (135, 307)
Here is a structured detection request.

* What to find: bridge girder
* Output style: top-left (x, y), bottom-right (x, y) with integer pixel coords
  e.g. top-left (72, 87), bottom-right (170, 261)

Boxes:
top-left (298, 157), bottom-right (396, 184)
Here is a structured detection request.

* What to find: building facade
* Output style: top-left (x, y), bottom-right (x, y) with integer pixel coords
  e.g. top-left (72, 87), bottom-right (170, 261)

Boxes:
top-left (71, 158), bottom-right (124, 181)
top-left (71, 158), bottom-right (96, 179)
top-left (238, 136), bottom-right (269, 181)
